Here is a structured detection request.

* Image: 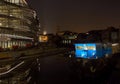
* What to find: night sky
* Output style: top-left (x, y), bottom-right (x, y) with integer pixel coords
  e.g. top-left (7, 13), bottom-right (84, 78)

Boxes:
top-left (27, 0), bottom-right (120, 33)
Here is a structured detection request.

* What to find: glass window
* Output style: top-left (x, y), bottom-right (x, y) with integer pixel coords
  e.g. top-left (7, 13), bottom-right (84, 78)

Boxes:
top-left (14, 0), bottom-right (20, 3)
top-left (4, 0), bottom-right (28, 6)
top-left (9, 19), bottom-right (21, 28)
top-left (0, 18), bottom-right (8, 27)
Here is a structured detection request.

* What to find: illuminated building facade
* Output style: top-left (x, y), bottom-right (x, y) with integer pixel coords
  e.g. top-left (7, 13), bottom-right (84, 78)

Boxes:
top-left (0, 0), bottom-right (40, 50)
top-left (56, 31), bottom-right (78, 47)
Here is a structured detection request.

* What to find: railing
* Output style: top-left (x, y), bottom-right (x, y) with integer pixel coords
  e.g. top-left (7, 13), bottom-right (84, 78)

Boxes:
top-left (0, 47), bottom-right (67, 83)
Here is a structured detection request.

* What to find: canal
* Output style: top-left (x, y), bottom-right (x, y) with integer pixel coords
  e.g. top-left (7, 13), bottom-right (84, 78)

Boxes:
top-left (28, 53), bottom-right (120, 84)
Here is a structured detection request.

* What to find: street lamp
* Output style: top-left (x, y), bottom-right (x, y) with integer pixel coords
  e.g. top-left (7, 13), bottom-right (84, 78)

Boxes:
top-left (43, 31), bottom-right (47, 35)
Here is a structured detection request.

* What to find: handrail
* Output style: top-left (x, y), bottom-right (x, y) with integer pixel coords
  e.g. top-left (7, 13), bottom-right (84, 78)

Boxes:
top-left (0, 61), bottom-right (24, 76)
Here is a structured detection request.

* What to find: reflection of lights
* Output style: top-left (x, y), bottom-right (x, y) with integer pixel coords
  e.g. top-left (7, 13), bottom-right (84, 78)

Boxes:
top-left (69, 55), bottom-right (72, 58)
top-left (105, 54), bottom-right (109, 58)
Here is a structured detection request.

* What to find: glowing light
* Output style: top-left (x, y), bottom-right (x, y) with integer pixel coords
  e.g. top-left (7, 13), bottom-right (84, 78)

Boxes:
top-left (92, 52), bottom-right (95, 55)
top-left (81, 54), bottom-right (85, 57)
top-left (39, 35), bottom-right (48, 42)
top-left (75, 43), bottom-right (97, 59)
top-left (0, 34), bottom-right (33, 40)
top-left (10, 15), bottom-right (13, 16)
top-left (43, 31), bottom-right (47, 35)
top-left (86, 33), bottom-right (89, 35)
top-left (112, 43), bottom-right (119, 46)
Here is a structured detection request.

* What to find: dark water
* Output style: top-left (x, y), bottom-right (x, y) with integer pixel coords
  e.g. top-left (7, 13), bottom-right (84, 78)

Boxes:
top-left (29, 54), bottom-right (120, 84)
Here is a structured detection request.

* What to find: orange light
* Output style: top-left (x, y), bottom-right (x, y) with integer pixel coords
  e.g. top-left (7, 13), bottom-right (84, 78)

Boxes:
top-left (39, 35), bottom-right (48, 42)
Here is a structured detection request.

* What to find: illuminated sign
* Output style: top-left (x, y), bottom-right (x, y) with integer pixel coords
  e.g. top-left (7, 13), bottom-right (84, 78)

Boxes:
top-left (76, 45), bottom-right (96, 50)
top-left (39, 35), bottom-right (48, 42)
top-left (75, 44), bottom-right (97, 59)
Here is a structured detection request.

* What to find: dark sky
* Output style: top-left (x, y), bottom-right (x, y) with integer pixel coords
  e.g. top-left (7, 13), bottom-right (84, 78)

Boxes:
top-left (27, 0), bottom-right (120, 33)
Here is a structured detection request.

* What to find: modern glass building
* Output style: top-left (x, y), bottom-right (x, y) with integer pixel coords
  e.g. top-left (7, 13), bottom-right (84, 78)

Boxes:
top-left (0, 0), bottom-right (40, 50)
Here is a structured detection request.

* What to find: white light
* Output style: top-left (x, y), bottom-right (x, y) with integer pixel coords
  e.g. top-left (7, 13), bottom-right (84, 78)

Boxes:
top-left (10, 15), bottom-right (13, 16)
top-left (92, 53), bottom-right (95, 56)
top-left (84, 44), bottom-right (88, 50)
top-left (112, 43), bottom-right (119, 46)
top-left (43, 31), bottom-right (47, 35)
top-left (86, 33), bottom-right (89, 35)
top-left (81, 54), bottom-right (85, 57)
top-left (0, 34), bottom-right (33, 40)
top-left (105, 54), bottom-right (109, 58)
top-left (69, 55), bottom-right (72, 58)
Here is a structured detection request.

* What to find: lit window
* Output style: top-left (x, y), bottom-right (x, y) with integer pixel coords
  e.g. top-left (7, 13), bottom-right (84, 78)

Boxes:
top-left (4, 0), bottom-right (28, 6)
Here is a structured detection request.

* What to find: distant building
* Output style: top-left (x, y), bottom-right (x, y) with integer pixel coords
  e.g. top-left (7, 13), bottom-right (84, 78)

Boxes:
top-left (75, 29), bottom-right (103, 43)
top-left (102, 27), bottom-right (120, 54)
top-left (57, 31), bottom-right (78, 47)
top-left (76, 27), bottom-right (119, 44)
top-left (85, 27), bottom-right (120, 54)
top-left (0, 0), bottom-right (40, 50)
top-left (76, 33), bottom-right (88, 43)
top-left (86, 30), bottom-right (103, 43)
top-left (101, 27), bottom-right (119, 43)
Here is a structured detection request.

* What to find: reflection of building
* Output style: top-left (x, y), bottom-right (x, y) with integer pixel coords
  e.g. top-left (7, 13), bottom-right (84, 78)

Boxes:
top-left (0, 0), bottom-right (40, 50)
